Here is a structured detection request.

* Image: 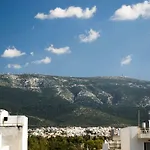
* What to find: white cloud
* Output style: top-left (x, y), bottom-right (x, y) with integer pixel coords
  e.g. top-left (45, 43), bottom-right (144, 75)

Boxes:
top-left (32, 57), bottom-right (51, 64)
top-left (46, 45), bottom-right (71, 55)
top-left (35, 6), bottom-right (96, 19)
top-left (79, 29), bottom-right (100, 43)
top-left (24, 62), bottom-right (29, 67)
top-left (7, 64), bottom-right (22, 69)
top-left (1, 47), bottom-right (26, 58)
top-left (111, 1), bottom-right (150, 21)
top-left (121, 55), bottom-right (132, 66)
top-left (30, 52), bottom-right (34, 56)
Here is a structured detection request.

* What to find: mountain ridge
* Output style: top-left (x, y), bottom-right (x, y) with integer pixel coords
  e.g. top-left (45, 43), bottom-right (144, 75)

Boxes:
top-left (0, 74), bottom-right (150, 127)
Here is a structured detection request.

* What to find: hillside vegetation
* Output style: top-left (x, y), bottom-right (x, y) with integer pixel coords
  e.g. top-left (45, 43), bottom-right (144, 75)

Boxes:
top-left (0, 74), bottom-right (150, 127)
top-left (28, 135), bottom-right (104, 150)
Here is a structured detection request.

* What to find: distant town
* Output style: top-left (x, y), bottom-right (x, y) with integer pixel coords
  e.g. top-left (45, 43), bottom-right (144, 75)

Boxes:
top-left (28, 126), bottom-right (120, 138)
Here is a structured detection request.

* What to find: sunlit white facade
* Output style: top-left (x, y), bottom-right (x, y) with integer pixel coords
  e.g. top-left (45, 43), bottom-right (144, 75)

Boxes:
top-left (103, 126), bottom-right (150, 150)
top-left (0, 109), bottom-right (28, 150)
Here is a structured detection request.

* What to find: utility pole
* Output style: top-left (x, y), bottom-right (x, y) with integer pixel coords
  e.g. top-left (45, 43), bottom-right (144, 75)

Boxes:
top-left (138, 110), bottom-right (140, 127)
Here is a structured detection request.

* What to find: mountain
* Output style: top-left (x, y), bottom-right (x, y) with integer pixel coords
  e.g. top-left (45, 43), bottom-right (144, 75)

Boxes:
top-left (0, 74), bottom-right (150, 127)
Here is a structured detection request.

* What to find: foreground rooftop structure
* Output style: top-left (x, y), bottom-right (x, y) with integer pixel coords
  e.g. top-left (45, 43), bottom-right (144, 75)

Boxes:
top-left (0, 109), bottom-right (28, 150)
top-left (103, 126), bottom-right (150, 150)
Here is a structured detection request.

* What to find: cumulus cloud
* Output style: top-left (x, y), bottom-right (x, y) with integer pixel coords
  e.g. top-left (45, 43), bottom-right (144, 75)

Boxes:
top-left (79, 29), bottom-right (100, 43)
top-left (7, 64), bottom-right (22, 69)
top-left (111, 1), bottom-right (150, 21)
top-left (32, 57), bottom-right (51, 64)
top-left (1, 47), bottom-right (26, 58)
top-left (30, 52), bottom-right (34, 56)
top-left (121, 55), bottom-right (132, 66)
top-left (46, 45), bottom-right (71, 55)
top-left (35, 6), bottom-right (96, 19)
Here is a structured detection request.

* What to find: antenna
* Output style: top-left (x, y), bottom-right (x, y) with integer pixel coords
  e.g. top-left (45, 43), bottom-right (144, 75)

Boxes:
top-left (148, 110), bottom-right (150, 120)
top-left (148, 110), bottom-right (150, 131)
top-left (138, 110), bottom-right (140, 127)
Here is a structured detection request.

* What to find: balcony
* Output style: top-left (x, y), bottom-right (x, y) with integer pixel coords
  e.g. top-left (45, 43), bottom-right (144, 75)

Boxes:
top-left (138, 128), bottom-right (150, 139)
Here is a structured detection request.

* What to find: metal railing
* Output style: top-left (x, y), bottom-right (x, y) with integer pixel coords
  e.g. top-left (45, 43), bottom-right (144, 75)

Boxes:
top-left (138, 128), bottom-right (150, 139)
top-left (138, 128), bottom-right (150, 134)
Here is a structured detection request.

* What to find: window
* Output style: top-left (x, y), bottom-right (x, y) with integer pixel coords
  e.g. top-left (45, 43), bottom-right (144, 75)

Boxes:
top-left (4, 117), bottom-right (8, 121)
top-left (144, 142), bottom-right (150, 150)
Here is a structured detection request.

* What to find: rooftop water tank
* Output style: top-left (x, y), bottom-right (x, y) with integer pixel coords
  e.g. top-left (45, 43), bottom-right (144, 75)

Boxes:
top-left (142, 122), bottom-right (146, 129)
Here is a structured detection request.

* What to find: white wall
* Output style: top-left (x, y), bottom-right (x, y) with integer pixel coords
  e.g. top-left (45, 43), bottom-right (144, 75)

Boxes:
top-left (0, 134), bottom-right (9, 150)
top-left (0, 146), bottom-right (9, 150)
top-left (0, 134), bottom-right (2, 149)
top-left (102, 143), bottom-right (109, 150)
top-left (121, 127), bottom-right (130, 150)
top-left (21, 116), bottom-right (28, 150)
top-left (0, 110), bottom-right (9, 126)
top-left (0, 110), bottom-right (28, 150)
top-left (121, 127), bottom-right (143, 150)
top-left (1, 127), bottom-right (22, 150)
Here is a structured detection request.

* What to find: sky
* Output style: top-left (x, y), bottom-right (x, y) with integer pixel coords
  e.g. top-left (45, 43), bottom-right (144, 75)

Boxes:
top-left (0, 0), bottom-right (150, 80)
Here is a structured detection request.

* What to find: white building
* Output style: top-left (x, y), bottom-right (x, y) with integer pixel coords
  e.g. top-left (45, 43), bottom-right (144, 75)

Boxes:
top-left (102, 126), bottom-right (150, 150)
top-left (0, 109), bottom-right (28, 150)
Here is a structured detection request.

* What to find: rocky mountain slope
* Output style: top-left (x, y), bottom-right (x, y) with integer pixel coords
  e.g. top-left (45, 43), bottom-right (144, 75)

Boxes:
top-left (0, 74), bottom-right (150, 127)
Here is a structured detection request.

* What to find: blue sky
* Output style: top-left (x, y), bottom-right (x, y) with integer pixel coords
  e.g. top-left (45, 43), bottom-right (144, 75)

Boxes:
top-left (0, 0), bottom-right (150, 80)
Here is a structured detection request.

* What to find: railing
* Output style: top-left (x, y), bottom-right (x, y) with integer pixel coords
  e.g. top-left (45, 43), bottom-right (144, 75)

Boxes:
top-left (0, 123), bottom-right (23, 127)
top-left (138, 128), bottom-right (150, 139)
top-left (109, 140), bottom-right (121, 149)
